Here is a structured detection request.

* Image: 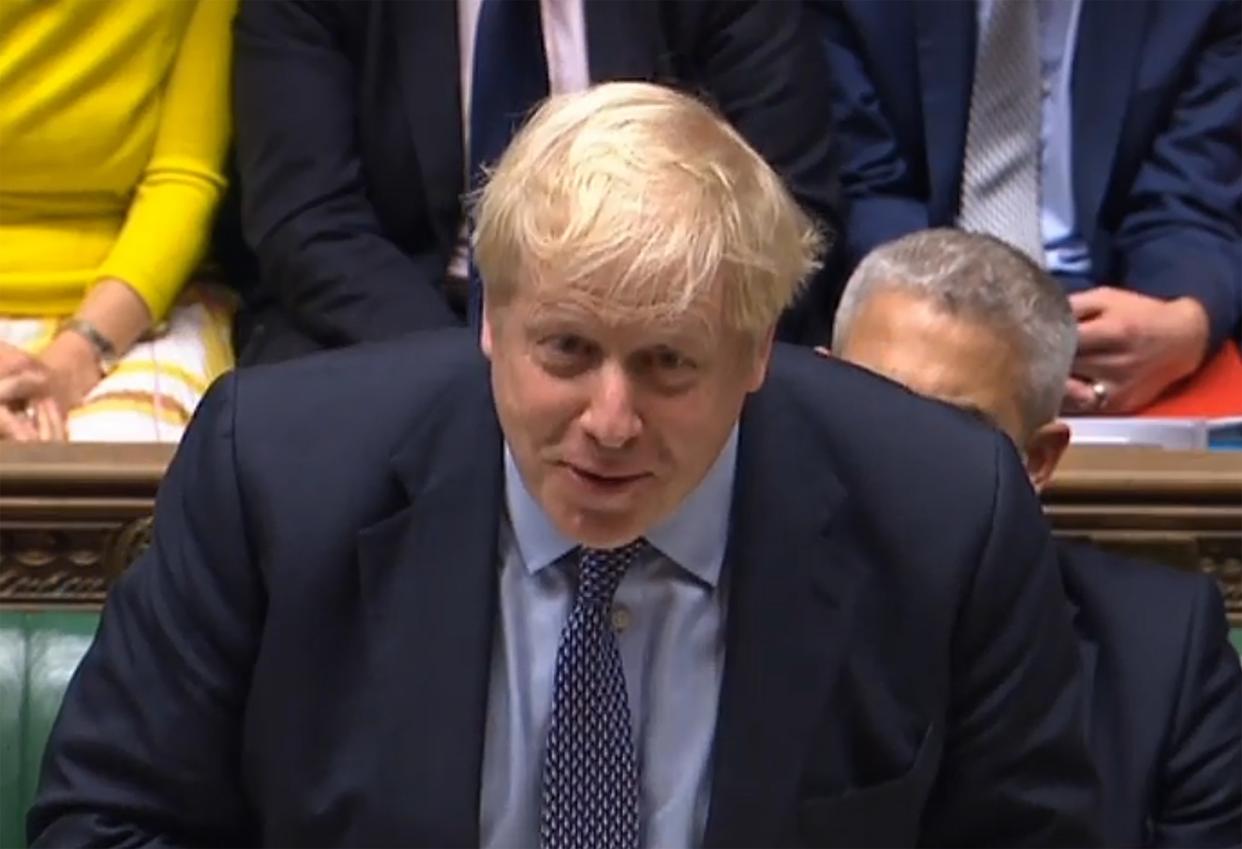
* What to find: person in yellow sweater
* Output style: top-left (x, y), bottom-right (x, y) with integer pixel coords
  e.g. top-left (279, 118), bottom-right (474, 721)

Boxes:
top-left (0, 0), bottom-right (237, 442)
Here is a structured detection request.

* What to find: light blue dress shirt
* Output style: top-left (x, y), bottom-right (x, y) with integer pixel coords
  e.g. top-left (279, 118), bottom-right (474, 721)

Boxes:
top-left (480, 429), bottom-right (737, 849)
top-left (978, 0), bottom-right (1090, 275)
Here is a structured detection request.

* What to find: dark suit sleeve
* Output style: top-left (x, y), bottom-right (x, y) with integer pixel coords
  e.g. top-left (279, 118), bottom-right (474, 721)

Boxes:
top-left (922, 435), bottom-right (1102, 846)
top-left (233, 0), bottom-right (460, 351)
top-left (808, 0), bottom-right (929, 265)
top-left (1115, 0), bottom-right (1242, 353)
top-left (1150, 577), bottom-right (1242, 847)
top-left (669, 0), bottom-right (846, 342)
top-left (28, 377), bottom-right (261, 846)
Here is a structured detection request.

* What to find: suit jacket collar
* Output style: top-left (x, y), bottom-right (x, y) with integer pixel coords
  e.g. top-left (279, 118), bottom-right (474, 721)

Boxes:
top-left (392, 0), bottom-right (466, 257)
top-left (914, 0), bottom-right (976, 223)
top-left (355, 367), bottom-right (502, 846)
top-left (703, 379), bottom-right (870, 846)
top-left (1070, 2), bottom-right (1150, 243)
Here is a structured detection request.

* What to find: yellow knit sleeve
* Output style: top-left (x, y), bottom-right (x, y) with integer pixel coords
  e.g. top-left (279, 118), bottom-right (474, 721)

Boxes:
top-left (94, 0), bottom-right (237, 320)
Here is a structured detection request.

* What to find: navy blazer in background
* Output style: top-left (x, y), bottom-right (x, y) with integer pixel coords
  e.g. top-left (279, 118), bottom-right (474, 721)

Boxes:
top-left (29, 334), bottom-right (1099, 847)
top-left (1057, 542), bottom-right (1242, 848)
top-left (232, 0), bottom-right (844, 362)
top-left (814, 0), bottom-right (1242, 352)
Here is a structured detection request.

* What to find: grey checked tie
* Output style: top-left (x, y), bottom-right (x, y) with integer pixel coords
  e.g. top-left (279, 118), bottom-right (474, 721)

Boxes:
top-left (540, 541), bottom-right (644, 849)
top-left (957, 0), bottom-right (1045, 264)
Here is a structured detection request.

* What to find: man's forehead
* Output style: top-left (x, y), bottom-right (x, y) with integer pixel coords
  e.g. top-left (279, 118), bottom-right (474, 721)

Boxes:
top-left (520, 284), bottom-right (723, 338)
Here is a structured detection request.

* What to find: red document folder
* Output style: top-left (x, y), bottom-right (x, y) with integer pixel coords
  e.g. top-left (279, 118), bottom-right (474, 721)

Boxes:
top-left (1138, 340), bottom-right (1242, 417)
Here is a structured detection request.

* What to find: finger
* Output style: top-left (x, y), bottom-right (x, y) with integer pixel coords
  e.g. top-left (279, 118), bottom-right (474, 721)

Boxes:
top-left (1061, 378), bottom-right (1100, 415)
top-left (0, 342), bottom-right (37, 375)
top-left (0, 406), bottom-right (39, 441)
top-left (1071, 349), bottom-right (1133, 382)
top-left (1075, 315), bottom-right (1130, 356)
top-left (35, 397), bottom-right (66, 442)
top-left (1068, 289), bottom-right (1110, 321)
top-left (35, 402), bottom-right (51, 442)
top-left (44, 398), bottom-right (67, 442)
top-left (0, 370), bottom-right (50, 404)
top-left (813, 346), bottom-right (831, 358)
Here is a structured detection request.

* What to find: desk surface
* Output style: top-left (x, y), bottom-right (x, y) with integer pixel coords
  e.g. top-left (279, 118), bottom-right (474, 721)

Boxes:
top-left (2, 441), bottom-right (1238, 482)
top-left (1050, 445), bottom-right (1241, 499)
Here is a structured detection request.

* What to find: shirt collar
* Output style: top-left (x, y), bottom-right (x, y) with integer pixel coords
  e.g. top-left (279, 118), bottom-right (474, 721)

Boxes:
top-left (503, 427), bottom-right (738, 589)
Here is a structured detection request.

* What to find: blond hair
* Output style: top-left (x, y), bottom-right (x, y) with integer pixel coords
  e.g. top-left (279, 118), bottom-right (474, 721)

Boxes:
top-left (472, 82), bottom-right (825, 337)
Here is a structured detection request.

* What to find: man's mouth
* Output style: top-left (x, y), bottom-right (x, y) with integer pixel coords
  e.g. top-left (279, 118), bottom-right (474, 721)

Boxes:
top-left (563, 463), bottom-right (650, 489)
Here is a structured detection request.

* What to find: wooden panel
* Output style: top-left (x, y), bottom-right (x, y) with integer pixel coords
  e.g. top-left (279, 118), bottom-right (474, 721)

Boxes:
top-left (0, 444), bottom-right (171, 608)
top-left (2, 443), bottom-right (1239, 625)
top-left (1045, 446), bottom-right (1242, 626)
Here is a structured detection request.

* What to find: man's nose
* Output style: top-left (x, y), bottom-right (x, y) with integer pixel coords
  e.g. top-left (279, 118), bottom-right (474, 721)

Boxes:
top-left (580, 362), bottom-right (642, 449)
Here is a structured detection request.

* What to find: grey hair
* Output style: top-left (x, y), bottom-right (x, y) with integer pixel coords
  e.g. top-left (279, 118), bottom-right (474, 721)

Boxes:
top-left (832, 229), bottom-right (1077, 433)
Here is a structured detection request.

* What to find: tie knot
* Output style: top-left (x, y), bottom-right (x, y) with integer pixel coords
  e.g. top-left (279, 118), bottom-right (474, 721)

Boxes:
top-left (576, 540), bottom-right (646, 605)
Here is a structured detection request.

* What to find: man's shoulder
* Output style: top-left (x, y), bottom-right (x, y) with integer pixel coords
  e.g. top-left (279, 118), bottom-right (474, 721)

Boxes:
top-left (1057, 541), bottom-right (1222, 637)
top-left (221, 329), bottom-right (489, 454)
top-left (1057, 542), bottom-right (1230, 692)
top-left (761, 345), bottom-right (1008, 494)
top-left (234, 328), bottom-right (482, 407)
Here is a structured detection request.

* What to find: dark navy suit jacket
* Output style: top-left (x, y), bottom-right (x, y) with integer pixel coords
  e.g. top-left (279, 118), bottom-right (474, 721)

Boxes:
top-left (815, 0), bottom-right (1242, 351)
top-left (1058, 542), bottom-right (1242, 848)
top-left (233, 0), bottom-right (844, 361)
top-left (30, 333), bottom-right (1099, 846)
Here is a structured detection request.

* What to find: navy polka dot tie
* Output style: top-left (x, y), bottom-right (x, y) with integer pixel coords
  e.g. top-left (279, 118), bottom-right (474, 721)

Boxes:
top-left (540, 541), bottom-right (645, 849)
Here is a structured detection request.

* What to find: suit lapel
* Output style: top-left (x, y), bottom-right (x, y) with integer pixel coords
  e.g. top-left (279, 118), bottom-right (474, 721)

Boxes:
top-left (392, 0), bottom-right (465, 254)
top-left (354, 374), bottom-right (503, 846)
top-left (702, 387), bottom-right (870, 847)
top-left (1070, 1), bottom-right (1149, 242)
top-left (914, 0), bottom-right (976, 223)
top-left (585, 0), bottom-right (671, 82)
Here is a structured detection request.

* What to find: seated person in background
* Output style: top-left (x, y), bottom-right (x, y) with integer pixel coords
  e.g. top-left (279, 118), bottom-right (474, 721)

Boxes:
top-left (232, 0), bottom-right (843, 364)
top-left (0, 0), bottom-right (238, 443)
top-left (814, 0), bottom-right (1242, 414)
top-left (30, 83), bottom-right (1099, 847)
top-left (831, 228), bottom-right (1242, 848)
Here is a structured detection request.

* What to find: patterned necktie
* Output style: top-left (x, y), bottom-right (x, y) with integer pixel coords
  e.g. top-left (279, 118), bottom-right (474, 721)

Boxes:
top-left (540, 541), bottom-right (645, 849)
top-left (957, 0), bottom-right (1045, 265)
top-left (467, 0), bottom-right (550, 330)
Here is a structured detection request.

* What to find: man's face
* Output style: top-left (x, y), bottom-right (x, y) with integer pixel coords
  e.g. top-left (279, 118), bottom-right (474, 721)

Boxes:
top-left (482, 280), bottom-right (772, 549)
top-left (836, 289), bottom-right (1027, 443)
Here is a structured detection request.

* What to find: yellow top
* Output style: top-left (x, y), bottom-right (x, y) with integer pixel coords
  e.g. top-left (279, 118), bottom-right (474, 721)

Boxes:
top-left (0, 0), bottom-right (236, 319)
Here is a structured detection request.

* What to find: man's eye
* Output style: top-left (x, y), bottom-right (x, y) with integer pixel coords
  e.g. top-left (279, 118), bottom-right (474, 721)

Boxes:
top-left (540, 335), bottom-right (596, 366)
top-left (549, 335), bottom-right (586, 356)
top-left (652, 348), bottom-right (693, 371)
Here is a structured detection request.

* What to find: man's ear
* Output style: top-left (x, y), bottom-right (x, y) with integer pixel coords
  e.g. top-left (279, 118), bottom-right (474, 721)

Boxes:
top-left (1024, 420), bottom-right (1070, 493)
top-left (480, 307), bottom-right (494, 359)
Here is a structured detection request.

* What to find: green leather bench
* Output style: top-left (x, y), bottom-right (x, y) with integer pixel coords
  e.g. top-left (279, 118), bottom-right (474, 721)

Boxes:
top-left (0, 611), bottom-right (99, 849)
top-left (0, 612), bottom-right (1239, 849)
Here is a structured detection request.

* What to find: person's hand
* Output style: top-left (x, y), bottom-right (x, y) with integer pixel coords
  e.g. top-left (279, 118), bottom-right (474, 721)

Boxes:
top-left (0, 341), bottom-right (52, 403)
top-left (0, 342), bottom-right (67, 441)
top-left (813, 346), bottom-right (831, 358)
top-left (0, 396), bottom-right (66, 441)
top-left (38, 330), bottom-right (104, 416)
top-left (1062, 287), bottom-right (1210, 415)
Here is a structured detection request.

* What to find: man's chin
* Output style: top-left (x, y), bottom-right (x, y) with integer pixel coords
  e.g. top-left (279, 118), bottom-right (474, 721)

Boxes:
top-left (551, 504), bottom-right (654, 550)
